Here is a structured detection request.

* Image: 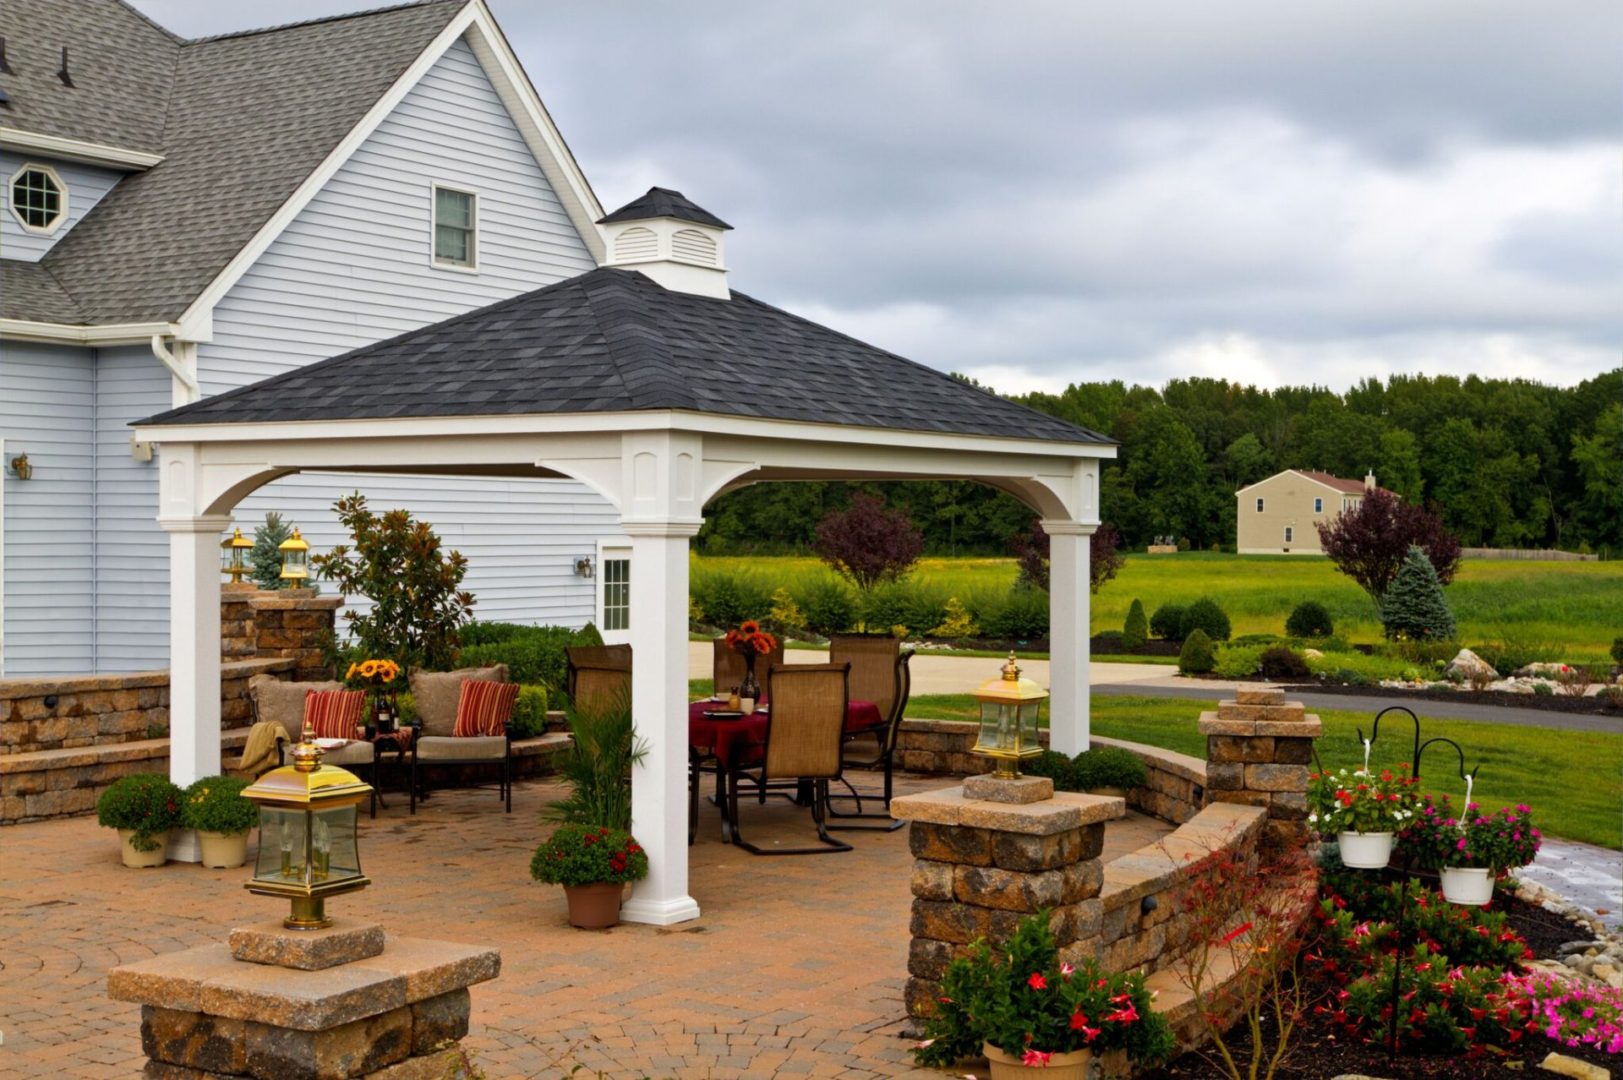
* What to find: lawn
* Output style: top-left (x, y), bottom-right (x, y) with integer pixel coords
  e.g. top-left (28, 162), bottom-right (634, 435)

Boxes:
top-left (902, 693), bottom-right (1623, 850)
top-left (694, 552), bottom-right (1623, 663)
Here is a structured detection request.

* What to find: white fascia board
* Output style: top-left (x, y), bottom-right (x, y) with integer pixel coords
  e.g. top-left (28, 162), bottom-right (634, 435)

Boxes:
top-left (132, 407), bottom-right (1117, 460)
top-left (462, 2), bottom-right (606, 263)
top-left (1234, 469), bottom-right (1343, 497)
top-left (0, 127), bottom-right (164, 170)
top-left (174, 2), bottom-right (483, 332)
top-left (0, 318), bottom-right (180, 345)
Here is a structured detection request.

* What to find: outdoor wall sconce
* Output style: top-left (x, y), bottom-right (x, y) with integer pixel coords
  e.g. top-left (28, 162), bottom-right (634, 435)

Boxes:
top-left (278, 527), bottom-right (310, 588)
top-left (971, 651), bottom-right (1048, 778)
top-left (220, 527), bottom-right (254, 583)
top-left (8, 453), bottom-right (31, 481)
top-left (573, 556), bottom-right (594, 578)
top-left (240, 726), bottom-right (373, 930)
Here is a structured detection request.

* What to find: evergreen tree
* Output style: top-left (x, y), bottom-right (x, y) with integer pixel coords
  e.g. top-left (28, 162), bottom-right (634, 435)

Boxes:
top-left (1122, 598), bottom-right (1148, 649)
top-left (250, 512), bottom-right (292, 590)
top-left (1178, 629), bottom-right (1215, 674)
top-left (1380, 545), bottom-right (1456, 642)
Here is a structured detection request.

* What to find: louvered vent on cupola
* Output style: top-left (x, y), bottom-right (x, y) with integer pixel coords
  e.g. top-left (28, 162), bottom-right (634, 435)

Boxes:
top-left (597, 186), bottom-right (733, 299)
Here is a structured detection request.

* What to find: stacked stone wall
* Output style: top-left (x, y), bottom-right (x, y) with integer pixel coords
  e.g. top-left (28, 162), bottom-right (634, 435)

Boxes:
top-left (1198, 688), bottom-right (1322, 849)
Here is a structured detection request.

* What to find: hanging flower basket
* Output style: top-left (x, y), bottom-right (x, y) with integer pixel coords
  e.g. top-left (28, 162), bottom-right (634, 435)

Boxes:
top-left (1337, 830), bottom-right (1395, 869)
top-left (1308, 765), bottom-right (1416, 869)
top-left (1439, 866), bottom-right (1494, 906)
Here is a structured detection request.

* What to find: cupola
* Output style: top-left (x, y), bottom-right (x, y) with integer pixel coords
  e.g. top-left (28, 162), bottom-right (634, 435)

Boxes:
top-left (597, 187), bottom-right (731, 299)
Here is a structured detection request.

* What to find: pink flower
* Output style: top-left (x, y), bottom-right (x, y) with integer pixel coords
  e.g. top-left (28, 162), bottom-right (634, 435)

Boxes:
top-left (1060, 961), bottom-right (1074, 978)
top-left (1021, 1049), bottom-right (1052, 1067)
top-left (1457, 838), bottom-right (1469, 851)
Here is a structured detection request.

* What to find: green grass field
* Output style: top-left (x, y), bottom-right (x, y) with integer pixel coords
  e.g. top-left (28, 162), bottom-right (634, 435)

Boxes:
top-left (694, 552), bottom-right (1623, 662)
top-left (903, 693), bottom-right (1623, 850)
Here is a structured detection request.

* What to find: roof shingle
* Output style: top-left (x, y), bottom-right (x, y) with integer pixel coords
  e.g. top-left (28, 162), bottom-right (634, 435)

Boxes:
top-left (598, 187), bottom-right (732, 230)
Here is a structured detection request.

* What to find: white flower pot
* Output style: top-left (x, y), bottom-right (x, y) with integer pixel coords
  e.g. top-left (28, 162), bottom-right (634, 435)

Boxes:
top-left (1440, 866), bottom-right (1494, 906)
top-left (117, 829), bottom-right (169, 868)
top-left (1337, 830), bottom-right (1394, 869)
top-left (197, 830), bottom-right (250, 869)
top-left (983, 1042), bottom-right (1090, 1079)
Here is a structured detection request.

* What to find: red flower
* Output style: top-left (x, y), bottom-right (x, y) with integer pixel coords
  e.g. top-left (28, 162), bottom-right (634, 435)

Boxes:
top-left (1069, 1010), bottom-right (1089, 1031)
top-left (1221, 921), bottom-right (1254, 945)
top-left (1080, 1025), bottom-right (1101, 1043)
top-left (739, 620), bottom-right (760, 635)
top-left (1027, 972), bottom-right (1047, 991)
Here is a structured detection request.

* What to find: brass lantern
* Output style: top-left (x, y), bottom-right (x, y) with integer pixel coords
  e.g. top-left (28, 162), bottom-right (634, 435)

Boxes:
top-left (277, 527), bottom-right (310, 588)
top-left (220, 527), bottom-right (254, 583)
top-left (971, 652), bottom-right (1048, 778)
top-left (240, 727), bottom-right (372, 929)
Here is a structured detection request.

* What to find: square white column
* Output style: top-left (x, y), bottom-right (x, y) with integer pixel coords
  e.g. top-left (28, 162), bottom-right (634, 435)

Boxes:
top-left (1044, 521), bottom-right (1094, 756)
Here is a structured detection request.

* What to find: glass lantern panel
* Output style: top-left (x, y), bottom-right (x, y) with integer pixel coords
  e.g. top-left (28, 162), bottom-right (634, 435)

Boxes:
top-left (254, 808), bottom-right (310, 883)
top-left (979, 702), bottom-right (1018, 751)
top-left (311, 805), bottom-right (362, 884)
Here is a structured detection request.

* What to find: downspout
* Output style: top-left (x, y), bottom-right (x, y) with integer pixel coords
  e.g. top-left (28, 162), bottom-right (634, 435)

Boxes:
top-left (151, 334), bottom-right (200, 405)
top-left (91, 347), bottom-right (99, 672)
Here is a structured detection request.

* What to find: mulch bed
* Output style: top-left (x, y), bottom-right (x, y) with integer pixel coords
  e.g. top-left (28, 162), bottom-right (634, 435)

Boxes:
top-left (1140, 891), bottom-right (1614, 1079)
top-left (1281, 680), bottom-right (1622, 717)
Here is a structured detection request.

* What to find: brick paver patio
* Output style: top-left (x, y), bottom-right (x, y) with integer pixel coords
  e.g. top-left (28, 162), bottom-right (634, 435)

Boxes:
top-left (0, 771), bottom-right (1170, 1078)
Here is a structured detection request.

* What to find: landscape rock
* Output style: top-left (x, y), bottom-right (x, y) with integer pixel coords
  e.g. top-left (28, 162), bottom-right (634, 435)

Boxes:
top-left (1538, 1050), bottom-right (1609, 1080)
top-left (1444, 648), bottom-right (1496, 682)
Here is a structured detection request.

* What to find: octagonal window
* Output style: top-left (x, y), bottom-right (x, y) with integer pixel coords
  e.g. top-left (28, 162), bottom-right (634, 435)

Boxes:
top-left (10, 165), bottom-right (67, 233)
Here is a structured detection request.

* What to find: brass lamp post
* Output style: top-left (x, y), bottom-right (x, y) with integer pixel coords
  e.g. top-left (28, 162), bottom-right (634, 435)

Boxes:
top-left (240, 726), bottom-right (372, 929)
top-left (277, 527), bottom-right (310, 589)
top-left (971, 652), bottom-right (1048, 778)
top-left (220, 527), bottom-right (254, 583)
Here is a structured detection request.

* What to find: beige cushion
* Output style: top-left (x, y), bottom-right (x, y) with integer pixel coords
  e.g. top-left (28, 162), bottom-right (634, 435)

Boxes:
top-left (408, 665), bottom-right (508, 737)
top-left (415, 735), bottom-right (507, 762)
top-left (279, 739), bottom-right (375, 767)
top-left (249, 674), bottom-right (345, 743)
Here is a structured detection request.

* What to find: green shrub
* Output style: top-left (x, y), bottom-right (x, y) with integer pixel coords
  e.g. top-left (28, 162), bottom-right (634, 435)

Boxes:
top-left (529, 824), bottom-right (648, 887)
top-left (1231, 632), bottom-right (1282, 646)
top-left (97, 774), bottom-right (183, 851)
top-left (455, 623), bottom-right (602, 689)
top-left (1285, 601), bottom-right (1334, 638)
top-left (1474, 637), bottom-right (1559, 678)
top-left (1178, 629), bottom-right (1216, 674)
top-left (690, 573), bottom-right (772, 629)
top-left (1532, 681), bottom-right (1554, 696)
top-left (180, 776), bottom-right (257, 835)
top-left (767, 587), bottom-right (808, 638)
top-left (1320, 635), bottom-right (1354, 653)
top-left (982, 585), bottom-right (1049, 641)
top-left (458, 621), bottom-right (533, 647)
top-left (1380, 639), bottom-right (1459, 666)
top-left (1259, 645), bottom-right (1311, 680)
top-left (1149, 603), bottom-right (1187, 641)
top-left (509, 685), bottom-right (550, 739)
top-left (1073, 745), bottom-right (1147, 791)
top-left (1612, 637), bottom-right (1623, 665)
top-left (1022, 750), bottom-right (1080, 791)
top-left (929, 596), bottom-right (979, 640)
top-left (1213, 644), bottom-right (1264, 678)
top-left (548, 701), bottom-right (645, 831)
top-left (395, 691), bottom-right (419, 727)
top-left (1122, 598), bottom-right (1148, 650)
top-left (1306, 650), bottom-right (1413, 683)
top-left (1380, 545), bottom-right (1455, 641)
top-left (861, 582), bottom-right (944, 636)
top-left (1094, 630), bottom-right (1125, 652)
top-left (1180, 598), bottom-right (1231, 642)
top-left (800, 579), bottom-right (858, 638)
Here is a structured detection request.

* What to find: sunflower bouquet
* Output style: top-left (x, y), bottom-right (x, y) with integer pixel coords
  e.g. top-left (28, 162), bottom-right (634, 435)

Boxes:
top-left (344, 657), bottom-right (403, 730)
top-left (723, 620), bottom-right (778, 659)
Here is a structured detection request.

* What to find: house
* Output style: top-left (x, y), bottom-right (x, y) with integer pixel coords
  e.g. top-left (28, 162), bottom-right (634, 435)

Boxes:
top-left (0, 0), bottom-right (630, 676)
top-left (1234, 469), bottom-right (1381, 554)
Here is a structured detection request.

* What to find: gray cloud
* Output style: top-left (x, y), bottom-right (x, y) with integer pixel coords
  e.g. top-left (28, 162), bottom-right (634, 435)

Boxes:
top-left (132, 0), bottom-right (1623, 390)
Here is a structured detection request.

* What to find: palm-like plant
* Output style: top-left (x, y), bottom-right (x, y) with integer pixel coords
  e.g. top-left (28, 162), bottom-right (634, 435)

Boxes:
top-left (546, 693), bottom-right (647, 831)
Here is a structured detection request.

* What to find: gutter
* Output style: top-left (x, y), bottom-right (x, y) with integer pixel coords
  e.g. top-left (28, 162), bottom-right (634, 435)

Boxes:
top-left (150, 334), bottom-right (199, 403)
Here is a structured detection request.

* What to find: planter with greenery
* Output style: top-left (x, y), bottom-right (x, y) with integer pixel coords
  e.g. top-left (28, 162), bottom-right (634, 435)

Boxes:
top-left (180, 776), bottom-right (258, 869)
top-left (96, 774), bottom-right (183, 868)
top-left (913, 911), bottom-right (1172, 1077)
top-left (530, 824), bottom-right (649, 929)
top-left (1400, 796), bottom-right (1541, 906)
top-left (1307, 765), bottom-right (1418, 868)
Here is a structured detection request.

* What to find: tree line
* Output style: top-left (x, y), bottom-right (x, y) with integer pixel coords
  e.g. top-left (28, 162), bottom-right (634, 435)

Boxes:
top-left (696, 369), bottom-right (1622, 557)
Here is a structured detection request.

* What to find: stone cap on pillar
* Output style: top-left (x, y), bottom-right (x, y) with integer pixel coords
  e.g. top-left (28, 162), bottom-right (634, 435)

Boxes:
top-left (892, 785), bottom-right (1124, 836)
top-left (1197, 708), bottom-right (1323, 739)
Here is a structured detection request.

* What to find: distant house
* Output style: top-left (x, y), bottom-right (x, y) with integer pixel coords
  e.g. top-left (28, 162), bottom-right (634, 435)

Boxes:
top-left (1235, 469), bottom-right (1382, 555)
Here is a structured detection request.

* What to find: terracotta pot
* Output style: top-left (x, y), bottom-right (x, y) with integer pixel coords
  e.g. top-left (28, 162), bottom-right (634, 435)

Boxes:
top-left (1337, 830), bottom-right (1394, 869)
top-left (197, 830), bottom-right (249, 869)
top-left (563, 882), bottom-right (625, 929)
top-left (118, 829), bottom-right (169, 869)
top-left (983, 1041), bottom-right (1091, 1080)
top-left (1440, 866), bottom-right (1494, 906)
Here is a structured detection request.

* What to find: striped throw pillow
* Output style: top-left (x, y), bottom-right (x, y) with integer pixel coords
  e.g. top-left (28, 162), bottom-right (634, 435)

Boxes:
top-left (453, 680), bottom-right (519, 738)
top-left (304, 689), bottom-right (366, 740)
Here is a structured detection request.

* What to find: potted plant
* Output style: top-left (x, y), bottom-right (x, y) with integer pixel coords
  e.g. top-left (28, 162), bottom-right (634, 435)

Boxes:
top-left (1402, 796), bottom-right (1540, 906)
top-left (181, 776), bottom-right (259, 869)
top-left (530, 824), bottom-right (649, 929)
top-left (1072, 746), bottom-right (1148, 797)
top-left (96, 774), bottom-right (183, 868)
top-left (1307, 765), bottom-right (1416, 869)
top-left (912, 911), bottom-right (1172, 1078)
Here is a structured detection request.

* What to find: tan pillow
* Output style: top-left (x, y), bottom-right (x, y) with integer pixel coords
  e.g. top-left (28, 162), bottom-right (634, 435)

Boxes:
top-left (408, 665), bottom-right (508, 737)
top-left (248, 674), bottom-right (345, 743)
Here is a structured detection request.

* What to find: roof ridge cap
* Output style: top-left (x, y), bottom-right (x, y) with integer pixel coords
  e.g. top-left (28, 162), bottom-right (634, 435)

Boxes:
top-left (581, 271), bottom-right (700, 411)
top-left (180, 0), bottom-right (464, 45)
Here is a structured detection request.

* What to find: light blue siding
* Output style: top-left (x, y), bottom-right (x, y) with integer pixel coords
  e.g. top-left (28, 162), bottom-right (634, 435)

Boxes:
top-left (0, 153), bottom-right (126, 263)
top-left (0, 341), bottom-right (95, 675)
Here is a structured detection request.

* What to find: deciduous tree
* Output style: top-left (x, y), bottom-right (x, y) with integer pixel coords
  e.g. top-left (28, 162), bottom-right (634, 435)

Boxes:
top-left (1010, 520), bottom-right (1124, 594)
top-left (811, 493), bottom-right (924, 591)
top-left (1316, 488), bottom-right (1461, 604)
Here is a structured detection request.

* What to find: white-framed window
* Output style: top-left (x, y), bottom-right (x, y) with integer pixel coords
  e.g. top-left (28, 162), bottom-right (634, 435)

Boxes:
top-left (1255, 497), bottom-right (1264, 512)
top-left (8, 163), bottom-right (67, 234)
top-left (431, 183), bottom-right (478, 270)
top-left (596, 542), bottom-right (631, 645)
top-left (1284, 526), bottom-right (1294, 544)
top-left (1314, 497), bottom-right (1323, 513)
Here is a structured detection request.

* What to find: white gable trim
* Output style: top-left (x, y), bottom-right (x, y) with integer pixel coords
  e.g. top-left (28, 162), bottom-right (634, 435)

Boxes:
top-left (0, 318), bottom-right (180, 345)
top-left (1234, 469), bottom-right (1354, 497)
top-left (175, 1), bottom-right (605, 340)
top-left (0, 128), bottom-right (164, 171)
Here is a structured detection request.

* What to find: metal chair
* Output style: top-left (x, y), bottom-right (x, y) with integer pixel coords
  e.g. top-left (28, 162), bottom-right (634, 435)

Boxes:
top-left (724, 663), bottom-right (853, 855)
top-left (824, 636), bottom-right (913, 830)
top-left (566, 646), bottom-right (632, 714)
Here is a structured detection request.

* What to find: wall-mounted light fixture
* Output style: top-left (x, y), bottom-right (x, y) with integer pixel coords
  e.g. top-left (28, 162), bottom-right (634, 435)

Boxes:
top-left (8, 453), bottom-right (31, 481)
top-left (573, 556), bottom-right (594, 579)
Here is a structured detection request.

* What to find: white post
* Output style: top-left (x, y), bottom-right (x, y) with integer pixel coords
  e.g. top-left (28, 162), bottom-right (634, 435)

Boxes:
top-left (1044, 521), bottom-right (1094, 755)
top-left (159, 514), bottom-right (230, 862)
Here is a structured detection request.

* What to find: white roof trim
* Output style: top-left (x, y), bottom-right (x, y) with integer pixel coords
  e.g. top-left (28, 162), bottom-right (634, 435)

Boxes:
top-left (0, 318), bottom-right (181, 345)
top-left (1234, 469), bottom-right (1359, 497)
top-left (176, 0), bottom-right (607, 334)
top-left (0, 128), bottom-right (164, 170)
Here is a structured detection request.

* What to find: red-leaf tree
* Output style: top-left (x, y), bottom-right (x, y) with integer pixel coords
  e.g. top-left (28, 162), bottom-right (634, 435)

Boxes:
top-left (1316, 488), bottom-right (1461, 603)
top-left (811, 493), bottom-right (924, 591)
top-left (1009, 520), bottom-right (1125, 594)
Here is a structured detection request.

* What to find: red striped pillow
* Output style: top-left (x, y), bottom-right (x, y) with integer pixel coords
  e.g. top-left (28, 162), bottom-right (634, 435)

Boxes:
top-left (304, 689), bottom-right (366, 740)
top-left (454, 680), bottom-right (518, 738)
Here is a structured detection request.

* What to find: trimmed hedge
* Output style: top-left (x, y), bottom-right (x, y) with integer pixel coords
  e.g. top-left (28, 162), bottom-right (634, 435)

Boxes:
top-left (454, 622), bottom-right (604, 690)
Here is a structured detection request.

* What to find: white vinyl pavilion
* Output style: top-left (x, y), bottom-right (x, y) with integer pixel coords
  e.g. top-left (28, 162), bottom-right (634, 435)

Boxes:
top-left (136, 409), bottom-right (1112, 924)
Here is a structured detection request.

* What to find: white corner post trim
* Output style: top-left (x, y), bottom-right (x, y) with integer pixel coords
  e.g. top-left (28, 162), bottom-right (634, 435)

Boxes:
top-left (1043, 520), bottom-right (1095, 756)
top-left (151, 335), bottom-right (200, 407)
top-left (620, 518), bottom-right (703, 926)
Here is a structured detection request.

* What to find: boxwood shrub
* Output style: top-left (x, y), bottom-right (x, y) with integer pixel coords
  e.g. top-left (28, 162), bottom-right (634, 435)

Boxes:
top-left (1285, 601), bottom-right (1334, 638)
top-left (1072, 746), bottom-right (1148, 791)
top-left (1149, 603), bottom-right (1187, 641)
top-left (1179, 598), bottom-right (1231, 642)
top-left (1178, 629), bottom-right (1216, 674)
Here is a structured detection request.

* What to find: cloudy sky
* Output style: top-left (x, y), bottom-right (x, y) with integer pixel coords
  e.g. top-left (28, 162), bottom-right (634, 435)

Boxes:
top-left (135, 1), bottom-right (1620, 393)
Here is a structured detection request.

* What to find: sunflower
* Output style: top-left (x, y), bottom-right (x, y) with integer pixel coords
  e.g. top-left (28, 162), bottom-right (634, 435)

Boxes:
top-left (739, 620), bottom-right (760, 635)
top-left (359, 660), bottom-right (379, 679)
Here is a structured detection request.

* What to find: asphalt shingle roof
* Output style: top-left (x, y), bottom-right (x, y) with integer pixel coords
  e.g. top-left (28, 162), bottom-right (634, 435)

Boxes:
top-left (1, 0), bottom-right (466, 325)
top-left (140, 267), bottom-right (1111, 445)
top-left (1, 259), bottom-right (86, 324)
top-left (598, 187), bottom-right (732, 230)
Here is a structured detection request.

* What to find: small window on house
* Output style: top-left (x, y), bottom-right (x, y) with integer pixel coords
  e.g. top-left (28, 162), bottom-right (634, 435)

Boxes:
top-left (601, 556), bottom-right (630, 633)
top-left (1255, 497), bottom-right (1264, 513)
top-left (432, 185), bottom-right (477, 268)
top-left (9, 164), bottom-right (66, 233)
top-left (1284, 526), bottom-right (1294, 544)
top-left (1314, 497), bottom-right (1323, 513)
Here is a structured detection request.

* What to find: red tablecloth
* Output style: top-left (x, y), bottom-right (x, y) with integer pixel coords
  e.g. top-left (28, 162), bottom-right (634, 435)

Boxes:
top-left (688, 698), bottom-right (882, 768)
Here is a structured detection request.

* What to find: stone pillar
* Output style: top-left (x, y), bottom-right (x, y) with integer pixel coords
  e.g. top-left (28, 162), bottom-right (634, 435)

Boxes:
top-left (1198, 687), bottom-right (1321, 849)
top-left (246, 592), bottom-right (343, 682)
top-left (108, 919), bottom-right (498, 1079)
top-left (221, 584), bottom-right (261, 660)
top-left (892, 775), bottom-right (1125, 1023)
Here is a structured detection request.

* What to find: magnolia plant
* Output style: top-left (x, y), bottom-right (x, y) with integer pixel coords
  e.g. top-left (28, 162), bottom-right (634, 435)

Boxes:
top-left (1400, 796), bottom-right (1540, 874)
top-left (1306, 765), bottom-right (1417, 836)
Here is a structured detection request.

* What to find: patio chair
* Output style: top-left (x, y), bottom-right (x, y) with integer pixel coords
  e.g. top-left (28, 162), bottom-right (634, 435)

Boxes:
top-left (566, 645), bottom-right (632, 712)
top-left (248, 674), bottom-right (379, 817)
top-left (824, 636), bottom-right (913, 830)
top-left (724, 662), bottom-right (853, 855)
top-left (407, 665), bottom-right (515, 813)
top-left (711, 637), bottom-right (784, 697)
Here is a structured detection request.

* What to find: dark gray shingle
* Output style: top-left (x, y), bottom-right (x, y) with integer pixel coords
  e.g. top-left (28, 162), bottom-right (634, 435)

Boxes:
top-left (598, 187), bottom-right (732, 230)
top-left (0, 259), bottom-right (86, 323)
